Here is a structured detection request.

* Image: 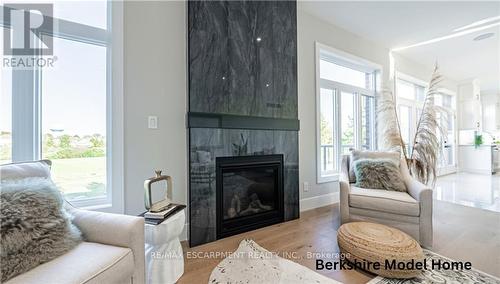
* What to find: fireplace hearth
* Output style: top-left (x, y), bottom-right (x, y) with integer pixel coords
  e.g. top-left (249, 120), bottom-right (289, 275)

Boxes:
top-left (216, 155), bottom-right (284, 239)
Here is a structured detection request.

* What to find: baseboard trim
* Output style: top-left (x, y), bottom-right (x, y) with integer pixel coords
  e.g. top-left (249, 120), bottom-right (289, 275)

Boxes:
top-left (300, 192), bottom-right (339, 212)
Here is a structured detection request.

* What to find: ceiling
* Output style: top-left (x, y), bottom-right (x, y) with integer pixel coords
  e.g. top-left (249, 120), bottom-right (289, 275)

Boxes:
top-left (300, 1), bottom-right (500, 92)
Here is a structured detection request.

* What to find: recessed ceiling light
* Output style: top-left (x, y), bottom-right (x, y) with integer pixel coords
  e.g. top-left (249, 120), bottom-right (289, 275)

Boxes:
top-left (473, 33), bottom-right (495, 41)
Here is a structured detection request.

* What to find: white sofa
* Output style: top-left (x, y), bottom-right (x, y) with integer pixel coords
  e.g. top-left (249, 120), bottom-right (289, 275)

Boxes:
top-left (1, 161), bottom-right (145, 284)
top-left (339, 155), bottom-right (433, 248)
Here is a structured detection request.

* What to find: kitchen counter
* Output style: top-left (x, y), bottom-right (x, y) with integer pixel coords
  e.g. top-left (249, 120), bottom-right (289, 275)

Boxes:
top-left (458, 145), bottom-right (498, 174)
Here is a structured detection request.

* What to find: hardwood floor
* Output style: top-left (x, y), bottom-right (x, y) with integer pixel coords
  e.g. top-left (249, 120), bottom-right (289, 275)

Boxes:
top-left (179, 204), bottom-right (373, 284)
top-left (179, 200), bottom-right (500, 283)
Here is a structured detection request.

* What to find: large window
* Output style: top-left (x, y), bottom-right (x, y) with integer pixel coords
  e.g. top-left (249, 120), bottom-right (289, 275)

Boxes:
top-left (1, 2), bottom-right (122, 211)
top-left (316, 43), bottom-right (379, 182)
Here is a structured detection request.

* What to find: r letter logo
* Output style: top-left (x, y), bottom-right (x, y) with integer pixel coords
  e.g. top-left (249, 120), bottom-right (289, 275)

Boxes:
top-left (3, 4), bottom-right (53, 55)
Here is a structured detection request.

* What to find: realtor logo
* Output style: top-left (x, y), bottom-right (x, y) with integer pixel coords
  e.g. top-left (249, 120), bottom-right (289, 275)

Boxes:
top-left (3, 4), bottom-right (53, 55)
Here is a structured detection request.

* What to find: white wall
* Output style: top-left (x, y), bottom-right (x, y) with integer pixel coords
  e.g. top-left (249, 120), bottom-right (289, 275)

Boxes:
top-left (123, 1), bottom-right (187, 214)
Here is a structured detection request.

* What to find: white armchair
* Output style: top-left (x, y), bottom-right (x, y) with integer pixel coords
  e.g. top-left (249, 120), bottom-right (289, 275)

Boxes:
top-left (1, 161), bottom-right (145, 284)
top-left (339, 155), bottom-right (433, 248)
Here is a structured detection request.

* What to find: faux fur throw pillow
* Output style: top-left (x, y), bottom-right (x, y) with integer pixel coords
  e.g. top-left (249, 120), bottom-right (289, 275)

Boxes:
top-left (0, 178), bottom-right (82, 282)
top-left (353, 159), bottom-right (407, 192)
top-left (349, 150), bottom-right (401, 183)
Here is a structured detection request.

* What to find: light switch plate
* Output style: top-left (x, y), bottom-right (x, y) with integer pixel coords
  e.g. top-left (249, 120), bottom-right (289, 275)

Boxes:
top-left (303, 182), bottom-right (309, 192)
top-left (148, 116), bottom-right (158, 129)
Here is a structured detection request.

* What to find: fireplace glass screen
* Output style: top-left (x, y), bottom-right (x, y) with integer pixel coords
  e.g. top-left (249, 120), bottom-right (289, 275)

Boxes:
top-left (216, 155), bottom-right (284, 238)
top-left (222, 167), bottom-right (277, 220)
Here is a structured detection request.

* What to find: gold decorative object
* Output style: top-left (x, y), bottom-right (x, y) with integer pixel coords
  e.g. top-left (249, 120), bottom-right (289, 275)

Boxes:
top-left (144, 170), bottom-right (173, 212)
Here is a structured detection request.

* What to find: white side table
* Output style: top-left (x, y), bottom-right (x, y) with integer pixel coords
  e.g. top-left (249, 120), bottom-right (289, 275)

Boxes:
top-left (144, 208), bottom-right (185, 284)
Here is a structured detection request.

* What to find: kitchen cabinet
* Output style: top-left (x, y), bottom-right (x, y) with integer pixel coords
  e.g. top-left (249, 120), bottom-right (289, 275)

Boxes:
top-left (482, 93), bottom-right (500, 132)
top-left (458, 145), bottom-right (495, 174)
top-left (458, 100), bottom-right (481, 130)
top-left (457, 80), bottom-right (482, 130)
top-left (497, 102), bottom-right (500, 130)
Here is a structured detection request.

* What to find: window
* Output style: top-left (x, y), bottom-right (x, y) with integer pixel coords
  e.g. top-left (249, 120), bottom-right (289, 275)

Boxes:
top-left (340, 91), bottom-right (355, 155)
top-left (50, 1), bottom-right (108, 29)
top-left (435, 91), bottom-right (456, 169)
top-left (2, 2), bottom-right (123, 211)
top-left (398, 105), bottom-right (412, 154)
top-left (316, 43), bottom-right (379, 182)
top-left (41, 37), bottom-right (107, 200)
top-left (319, 88), bottom-right (335, 175)
top-left (0, 28), bottom-right (12, 164)
top-left (320, 60), bottom-right (367, 89)
top-left (397, 78), bottom-right (425, 102)
top-left (360, 95), bottom-right (375, 150)
top-left (396, 74), bottom-right (428, 154)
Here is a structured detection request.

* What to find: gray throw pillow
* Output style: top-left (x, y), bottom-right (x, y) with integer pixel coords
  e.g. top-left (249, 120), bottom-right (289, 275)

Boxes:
top-left (0, 178), bottom-right (82, 282)
top-left (353, 158), bottom-right (407, 192)
top-left (349, 150), bottom-right (401, 183)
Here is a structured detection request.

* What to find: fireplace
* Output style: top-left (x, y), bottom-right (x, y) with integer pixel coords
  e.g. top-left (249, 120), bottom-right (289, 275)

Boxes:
top-left (188, 0), bottom-right (298, 246)
top-left (216, 155), bottom-right (284, 239)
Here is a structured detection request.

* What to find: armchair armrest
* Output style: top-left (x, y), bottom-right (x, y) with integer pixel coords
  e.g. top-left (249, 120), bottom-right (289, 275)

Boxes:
top-left (399, 161), bottom-right (433, 248)
top-left (67, 206), bottom-right (145, 284)
top-left (70, 208), bottom-right (144, 248)
top-left (405, 177), bottom-right (432, 202)
top-left (399, 161), bottom-right (432, 201)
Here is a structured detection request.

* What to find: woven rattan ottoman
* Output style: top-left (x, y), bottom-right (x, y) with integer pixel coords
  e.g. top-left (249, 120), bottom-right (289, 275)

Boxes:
top-left (337, 222), bottom-right (424, 278)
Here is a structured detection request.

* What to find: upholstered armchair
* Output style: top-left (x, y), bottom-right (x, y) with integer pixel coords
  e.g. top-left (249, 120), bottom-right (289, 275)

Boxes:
top-left (339, 154), bottom-right (433, 248)
top-left (1, 161), bottom-right (145, 284)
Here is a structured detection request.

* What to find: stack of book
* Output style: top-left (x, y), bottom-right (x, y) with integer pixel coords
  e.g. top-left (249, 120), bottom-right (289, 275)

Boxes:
top-left (141, 204), bottom-right (186, 225)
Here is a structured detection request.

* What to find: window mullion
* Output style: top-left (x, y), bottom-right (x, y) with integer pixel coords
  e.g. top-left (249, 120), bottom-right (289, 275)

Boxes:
top-left (11, 32), bottom-right (39, 162)
top-left (354, 93), bottom-right (361, 150)
top-left (371, 96), bottom-right (376, 150)
top-left (34, 39), bottom-right (43, 160)
top-left (335, 88), bottom-right (341, 171)
top-left (11, 69), bottom-right (37, 162)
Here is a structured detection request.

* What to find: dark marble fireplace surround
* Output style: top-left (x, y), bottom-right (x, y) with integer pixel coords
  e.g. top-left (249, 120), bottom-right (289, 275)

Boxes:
top-left (188, 0), bottom-right (298, 247)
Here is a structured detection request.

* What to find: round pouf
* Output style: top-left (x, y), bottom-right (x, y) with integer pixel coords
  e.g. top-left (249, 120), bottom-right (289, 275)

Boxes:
top-left (337, 222), bottom-right (424, 278)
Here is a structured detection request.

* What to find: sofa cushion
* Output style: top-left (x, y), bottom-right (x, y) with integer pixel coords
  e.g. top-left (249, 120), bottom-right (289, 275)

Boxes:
top-left (349, 151), bottom-right (400, 183)
top-left (5, 242), bottom-right (134, 284)
top-left (349, 186), bottom-right (420, 217)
